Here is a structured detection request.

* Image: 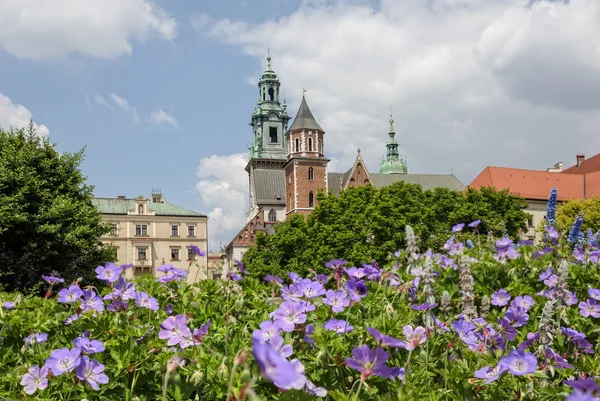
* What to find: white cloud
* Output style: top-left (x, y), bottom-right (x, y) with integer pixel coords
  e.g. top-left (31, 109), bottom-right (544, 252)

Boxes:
top-left (195, 153), bottom-right (249, 251)
top-left (94, 95), bottom-right (113, 109)
top-left (110, 94), bottom-right (139, 121)
top-left (148, 109), bottom-right (179, 128)
top-left (0, 0), bottom-right (177, 61)
top-left (0, 92), bottom-right (49, 137)
top-left (193, 0), bottom-right (600, 247)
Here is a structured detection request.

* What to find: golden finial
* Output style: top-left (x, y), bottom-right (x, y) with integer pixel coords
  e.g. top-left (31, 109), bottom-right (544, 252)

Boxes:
top-left (267, 48), bottom-right (271, 68)
top-left (389, 103), bottom-right (395, 132)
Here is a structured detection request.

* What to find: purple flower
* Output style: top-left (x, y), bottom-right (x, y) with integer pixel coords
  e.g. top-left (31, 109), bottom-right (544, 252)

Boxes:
top-left (468, 220), bottom-right (481, 228)
top-left (76, 356), bottom-right (109, 390)
top-left (410, 302), bottom-right (438, 311)
top-left (23, 332), bottom-right (48, 345)
top-left (499, 350), bottom-right (537, 376)
top-left (325, 259), bottom-right (348, 269)
top-left (269, 335), bottom-right (293, 358)
top-left (134, 291), bottom-right (159, 311)
top-left (545, 225), bottom-right (559, 240)
top-left (316, 274), bottom-right (330, 285)
top-left (191, 245), bottom-right (206, 257)
top-left (323, 318), bottom-right (353, 334)
top-left (588, 288), bottom-right (600, 301)
top-left (491, 289), bottom-right (511, 306)
top-left (579, 299), bottom-right (600, 318)
top-left (81, 289), bottom-right (104, 313)
top-left (104, 278), bottom-right (136, 301)
top-left (227, 273), bottom-right (242, 281)
top-left (73, 337), bottom-right (105, 354)
top-left (564, 377), bottom-right (600, 394)
top-left (95, 262), bottom-right (122, 283)
top-left (3, 301), bottom-right (15, 309)
top-left (159, 315), bottom-right (193, 348)
top-left (64, 313), bottom-right (81, 325)
top-left (474, 365), bottom-right (508, 383)
top-left (252, 340), bottom-right (306, 390)
top-left (497, 317), bottom-right (517, 341)
top-left (511, 295), bottom-right (535, 310)
top-left (322, 290), bottom-right (350, 312)
top-left (366, 327), bottom-right (406, 348)
top-left (106, 299), bottom-right (128, 312)
top-left (253, 320), bottom-right (282, 343)
top-left (294, 279), bottom-right (326, 298)
top-left (544, 274), bottom-right (559, 287)
top-left (539, 268), bottom-right (554, 281)
top-left (344, 279), bottom-right (367, 301)
top-left (345, 345), bottom-right (392, 379)
top-left (234, 259), bottom-right (247, 274)
top-left (505, 306), bottom-right (529, 327)
top-left (452, 223), bottom-right (465, 232)
top-left (281, 284), bottom-right (303, 301)
top-left (345, 267), bottom-right (367, 279)
top-left (42, 275), bottom-right (64, 284)
top-left (287, 272), bottom-right (300, 282)
top-left (403, 325), bottom-right (427, 351)
top-left (303, 324), bottom-right (316, 347)
top-left (305, 381), bottom-right (328, 397)
top-left (192, 319), bottom-right (211, 343)
top-left (567, 390), bottom-right (596, 401)
top-left (44, 347), bottom-right (81, 376)
top-left (272, 301), bottom-right (307, 332)
top-left (57, 284), bottom-right (83, 303)
top-left (20, 365), bottom-right (49, 395)
top-left (264, 275), bottom-right (283, 284)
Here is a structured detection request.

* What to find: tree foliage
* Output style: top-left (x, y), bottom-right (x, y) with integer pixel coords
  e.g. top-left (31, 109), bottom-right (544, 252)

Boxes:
top-left (555, 197), bottom-right (600, 235)
top-left (0, 124), bottom-right (114, 292)
top-left (244, 183), bottom-right (529, 278)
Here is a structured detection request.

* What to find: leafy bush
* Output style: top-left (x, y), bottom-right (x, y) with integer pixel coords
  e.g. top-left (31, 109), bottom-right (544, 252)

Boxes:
top-left (243, 184), bottom-right (529, 279)
top-left (1, 222), bottom-right (599, 400)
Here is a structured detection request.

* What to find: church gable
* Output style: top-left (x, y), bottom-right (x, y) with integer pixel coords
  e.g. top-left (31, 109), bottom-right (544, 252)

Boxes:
top-left (342, 151), bottom-right (372, 190)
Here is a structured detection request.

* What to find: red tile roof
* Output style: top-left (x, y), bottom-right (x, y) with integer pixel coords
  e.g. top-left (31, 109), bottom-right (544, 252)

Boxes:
top-left (469, 166), bottom-right (587, 201)
top-left (563, 153), bottom-right (600, 175)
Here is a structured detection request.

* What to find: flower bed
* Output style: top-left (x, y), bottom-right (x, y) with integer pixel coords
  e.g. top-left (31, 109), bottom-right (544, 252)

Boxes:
top-left (1, 216), bottom-right (600, 400)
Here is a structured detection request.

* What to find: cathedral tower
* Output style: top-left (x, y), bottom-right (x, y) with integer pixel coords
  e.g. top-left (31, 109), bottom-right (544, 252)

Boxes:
top-left (284, 93), bottom-right (329, 215)
top-left (379, 106), bottom-right (407, 174)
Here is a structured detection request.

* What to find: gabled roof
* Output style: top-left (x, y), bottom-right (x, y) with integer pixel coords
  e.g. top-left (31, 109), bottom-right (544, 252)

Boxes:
top-left (341, 151), bottom-right (373, 190)
top-left (468, 166), bottom-right (585, 201)
top-left (288, 96), bottom-right (323, 132)
top-left (369, 173), bottom-right (465, 192)
top-left (563, 153), bottom-right (600, 175)
top-left (93, 198), bottom-right (206, 217)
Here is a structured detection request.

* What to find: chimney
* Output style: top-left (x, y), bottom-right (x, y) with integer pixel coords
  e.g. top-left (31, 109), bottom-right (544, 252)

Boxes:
top-left (577, 154), bottom-right (585, 167)
top-left (117, 195), bottom-right (126, 200)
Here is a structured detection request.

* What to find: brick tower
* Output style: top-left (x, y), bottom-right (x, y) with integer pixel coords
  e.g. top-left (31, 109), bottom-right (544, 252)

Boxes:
top-left (284, 93), bottom-right (329, 216)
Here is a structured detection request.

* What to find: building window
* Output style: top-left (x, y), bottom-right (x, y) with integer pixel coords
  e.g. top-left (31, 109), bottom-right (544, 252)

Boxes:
top-left (308, 167), bottom-right (314, 181)
top-left (269, 127), bottom-right (278, 143)
top-left (295, 138), bottom-right (299, 152)
top-left (268, 209), bottom-right (277, 222)
top-left (135, 224), bottom-right (148, 236)
top-left (137, 247), bottom-right (147, 260)
top-left (187, 248), bottom-right (195, 261)
top-left (309, 191), bottom-right (314, 208)
top-left (268, 87), bottom-right (275, 101)
top-left (110, 223), bottom-right (118, 236)
top-left (171, 248), bottom-right (180, 261)
top-left (188, 225), bottom-right (195, 237)
top-left (171, 225), bottom-right (179, 237)
top-left (308, 137), bottom-right (313, 151)
top-left (527, 216), bottom-right (534, 227)
top-left (134, 265), bottom-right (151, 276)
top-left (138, 204), bottom-right (144, 215)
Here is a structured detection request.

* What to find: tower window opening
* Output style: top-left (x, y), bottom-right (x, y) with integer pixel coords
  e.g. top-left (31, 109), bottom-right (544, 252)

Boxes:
top-left (268, 88), bottom-right (275, 101)
top-left (308, 138), bottom-right (313, 151)
top-left (268, 209), bottom-right (277, 222)
top-left (309, 191), bottom-right (314, 208)
top-left (295, 138), bottom-right (299, 152)
top-left (308, 167), bottom-right (314, 181)
top-left (269, 127), bottom-right (278, 143)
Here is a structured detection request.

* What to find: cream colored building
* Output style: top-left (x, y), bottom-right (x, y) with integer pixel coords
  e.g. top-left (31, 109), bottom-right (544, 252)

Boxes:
top-left (92, 193), bottom-right (209, 283)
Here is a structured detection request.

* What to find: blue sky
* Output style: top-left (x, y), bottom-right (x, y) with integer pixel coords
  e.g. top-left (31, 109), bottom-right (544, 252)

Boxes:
top-left (2, 0), bottom-right (600, 250)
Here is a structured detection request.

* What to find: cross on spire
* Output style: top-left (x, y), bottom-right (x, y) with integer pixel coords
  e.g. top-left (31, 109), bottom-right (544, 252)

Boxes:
top-left (302, 88), bottom-right (307, 97)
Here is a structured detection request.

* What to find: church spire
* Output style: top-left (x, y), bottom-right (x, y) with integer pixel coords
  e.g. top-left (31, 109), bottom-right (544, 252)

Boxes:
top-left (379, 105), bottom-right (407, 174)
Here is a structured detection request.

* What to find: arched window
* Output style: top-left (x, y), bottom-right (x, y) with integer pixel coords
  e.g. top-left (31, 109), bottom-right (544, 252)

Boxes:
top-left (268, 209), bottom-right (277, 222)
top-left (295, 138), bottom-right (299, 152)
top-left (138, 204), bottom-right (144, 214)
top-left (308, 167), bottom-right (314, 181)
top-left (309, 191), bottom-right (314, 208)
top-left (268, 88), bottom-right (275, 101)
top-left (308, 137), bottom-right (313, 151)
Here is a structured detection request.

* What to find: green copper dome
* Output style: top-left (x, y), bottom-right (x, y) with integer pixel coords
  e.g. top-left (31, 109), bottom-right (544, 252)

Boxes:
top-left (379, 108), bottom-right (408, 174)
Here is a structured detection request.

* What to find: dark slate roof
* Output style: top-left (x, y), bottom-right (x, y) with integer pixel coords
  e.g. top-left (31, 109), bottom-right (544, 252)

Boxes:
top-left (254, 169), bottom-right (286, 204)
top-left (369, 174), bottom-right (465, 192)
top-left (288, 96), bottom-right (323, 132)
top-left (93, 198), bottom-right (206, 217)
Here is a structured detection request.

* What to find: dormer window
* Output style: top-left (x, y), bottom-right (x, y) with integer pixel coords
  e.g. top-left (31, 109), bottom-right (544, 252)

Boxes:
top-left (138, 204), bottom-right (144, 215)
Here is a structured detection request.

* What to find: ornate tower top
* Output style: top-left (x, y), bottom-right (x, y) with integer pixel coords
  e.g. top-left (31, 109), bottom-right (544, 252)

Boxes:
top-left (379, 105), bottom-right (408, 174)
top-left (288, 93), bottom-right (323, 132)
top-left (248, 51), bottom-right (290, 161)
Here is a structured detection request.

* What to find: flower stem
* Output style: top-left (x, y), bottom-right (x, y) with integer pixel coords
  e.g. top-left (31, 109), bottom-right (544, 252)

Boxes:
top-left (352, 379), bottom-right (364, 401)
top-left (225, 359), bottom-right (240, 400)
top-left (404, 348), bottom-right (414, 383)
